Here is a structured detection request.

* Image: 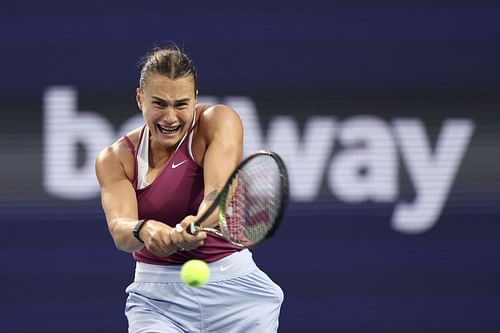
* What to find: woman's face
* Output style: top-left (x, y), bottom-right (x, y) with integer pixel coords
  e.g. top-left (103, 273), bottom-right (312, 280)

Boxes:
top-left (137, 74), bottom-right (197, 150)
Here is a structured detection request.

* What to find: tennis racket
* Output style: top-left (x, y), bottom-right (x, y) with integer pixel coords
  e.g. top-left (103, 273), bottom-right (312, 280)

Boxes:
top-left (187, 150), bottom-right (289, 248)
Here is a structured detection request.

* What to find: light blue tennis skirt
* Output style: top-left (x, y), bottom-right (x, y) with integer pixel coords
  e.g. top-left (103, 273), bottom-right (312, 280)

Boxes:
top-left (125, 249), bottom-right (284, 333)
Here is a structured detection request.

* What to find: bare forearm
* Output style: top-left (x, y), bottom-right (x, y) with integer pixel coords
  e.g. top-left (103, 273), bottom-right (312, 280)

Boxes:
top-left (108, 218), bottom-right (144, 253)
top-left (109, 218), bottom-right (181, 258)
top-left (196, 189), bottom-right (220, 228)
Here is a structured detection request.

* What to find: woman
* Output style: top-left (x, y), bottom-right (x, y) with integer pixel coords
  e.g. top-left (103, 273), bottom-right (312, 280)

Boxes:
top-left (95, 45), bottom-right (283, 333)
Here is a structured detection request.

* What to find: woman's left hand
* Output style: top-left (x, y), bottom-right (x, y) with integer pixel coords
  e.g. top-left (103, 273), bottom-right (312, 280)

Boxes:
top-left (170, 215), bottom-right (207, 251)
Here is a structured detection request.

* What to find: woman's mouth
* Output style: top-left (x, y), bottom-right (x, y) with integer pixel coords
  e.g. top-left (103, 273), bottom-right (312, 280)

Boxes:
top-left (156, 123), bottom-right (181, 134)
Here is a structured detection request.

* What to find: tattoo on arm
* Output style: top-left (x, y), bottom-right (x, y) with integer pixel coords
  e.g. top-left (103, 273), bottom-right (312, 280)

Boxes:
top-left (197, 189), bottom-right (219, 214)
top-left (204, 189), bottom-right (219, 204)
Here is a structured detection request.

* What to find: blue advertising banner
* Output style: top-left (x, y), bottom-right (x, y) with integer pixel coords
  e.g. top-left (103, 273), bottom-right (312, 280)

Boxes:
top-left (1, 1), bottom-right (500, 332)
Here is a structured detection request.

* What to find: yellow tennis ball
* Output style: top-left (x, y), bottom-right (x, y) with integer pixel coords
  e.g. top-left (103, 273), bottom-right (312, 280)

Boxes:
top-left (180, 259), bottom-right (210, 288)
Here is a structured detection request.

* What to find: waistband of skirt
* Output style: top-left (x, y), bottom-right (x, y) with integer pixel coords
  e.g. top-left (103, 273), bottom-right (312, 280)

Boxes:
top-left (133, 249), bottom-right (257, 283)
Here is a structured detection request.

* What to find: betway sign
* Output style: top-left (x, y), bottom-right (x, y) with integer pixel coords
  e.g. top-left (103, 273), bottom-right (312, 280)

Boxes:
top-left (43, 87), bottom-right (475, 234)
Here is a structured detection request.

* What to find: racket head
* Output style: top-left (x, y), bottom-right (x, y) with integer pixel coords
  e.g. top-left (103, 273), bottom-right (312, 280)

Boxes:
top-left (216, 150), bottom-right (289, 247)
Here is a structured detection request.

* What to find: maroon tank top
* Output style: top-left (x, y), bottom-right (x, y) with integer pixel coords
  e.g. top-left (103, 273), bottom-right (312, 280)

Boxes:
top-left (123, 124), bottom-right (239, 265)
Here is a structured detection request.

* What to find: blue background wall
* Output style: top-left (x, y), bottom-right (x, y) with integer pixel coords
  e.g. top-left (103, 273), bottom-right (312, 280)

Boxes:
top-left (1, 1), bottom-right (500, 332)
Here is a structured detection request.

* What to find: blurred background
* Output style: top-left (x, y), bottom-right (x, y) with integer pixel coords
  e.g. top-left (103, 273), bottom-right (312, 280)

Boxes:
top-left (1, 0), bottom-right (500, 332)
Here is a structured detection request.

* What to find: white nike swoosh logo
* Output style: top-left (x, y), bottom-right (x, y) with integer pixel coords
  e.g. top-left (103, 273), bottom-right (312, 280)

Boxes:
top-left (172, 160), bottom-right (188, 169)
top-left (220, 264), bottom-right (234, 272)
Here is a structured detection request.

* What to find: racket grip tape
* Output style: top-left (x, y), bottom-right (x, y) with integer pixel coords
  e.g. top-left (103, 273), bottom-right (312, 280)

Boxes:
top-left (187, 223), bottom-right (197, 235)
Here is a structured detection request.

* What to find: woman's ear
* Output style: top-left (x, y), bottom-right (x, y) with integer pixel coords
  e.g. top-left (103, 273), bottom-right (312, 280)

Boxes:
top-left (136, 87), bottom-right (142, 111)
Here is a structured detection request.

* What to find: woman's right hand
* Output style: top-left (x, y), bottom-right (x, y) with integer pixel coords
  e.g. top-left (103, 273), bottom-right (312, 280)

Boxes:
top-left (139, 220), bottom-right (179, 257)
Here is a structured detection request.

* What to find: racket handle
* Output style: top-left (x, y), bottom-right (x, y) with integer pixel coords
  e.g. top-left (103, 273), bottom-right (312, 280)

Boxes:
top-left (187, 223), bottom-right (197, 235)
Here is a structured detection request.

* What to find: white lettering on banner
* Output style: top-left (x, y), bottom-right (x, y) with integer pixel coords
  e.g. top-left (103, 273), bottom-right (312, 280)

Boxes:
top-left (329, 116), bottom-right (397, 202)
top-left (43, 87), bottom-right (475, 233)
top-left (43, 87), bottom-right (114, 199)
top-left (227, 97), bottom-right (475, 233)
top-left (392, 119), bottom-right (475, 234)
top-left (268, 116), bottom-right (336, 202)
top-left (227, 97), bottom-right (337, 202)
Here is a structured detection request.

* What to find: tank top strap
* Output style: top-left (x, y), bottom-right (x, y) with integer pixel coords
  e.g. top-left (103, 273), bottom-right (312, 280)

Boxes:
top-left (188, 110), bottom-right (199, 133)
top-left (122, 134), bottom-right (136, 155)
top-left (123, 126), bottom-right (147, 188)
top-left (174, 109), bottom-right (199, 161)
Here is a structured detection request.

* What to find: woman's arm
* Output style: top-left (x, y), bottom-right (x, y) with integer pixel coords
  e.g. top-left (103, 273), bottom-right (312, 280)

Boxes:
top-left (198, 104), bottom-right (244, 222)
top-left (95, 140), bottom-right (180, 256)
top-left (172, 104), bottom-right (243, 241)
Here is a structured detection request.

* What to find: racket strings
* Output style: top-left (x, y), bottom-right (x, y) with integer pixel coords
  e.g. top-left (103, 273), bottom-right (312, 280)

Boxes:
top-left (222, 155), bottom-right (283, 246)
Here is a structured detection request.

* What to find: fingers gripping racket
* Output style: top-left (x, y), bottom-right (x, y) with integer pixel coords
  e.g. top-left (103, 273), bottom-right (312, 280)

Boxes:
top-left (187, 150), bottom-right (289, 248)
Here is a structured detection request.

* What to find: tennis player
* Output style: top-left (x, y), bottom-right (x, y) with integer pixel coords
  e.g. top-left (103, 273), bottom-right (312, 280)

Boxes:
top-left (95, 44), bottom-right (283, 332)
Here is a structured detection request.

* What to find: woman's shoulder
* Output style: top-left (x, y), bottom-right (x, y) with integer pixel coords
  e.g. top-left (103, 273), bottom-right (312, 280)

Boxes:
top-left (191, 104), bottom-right (243, 163)
top-left (96, 126), bottom-right (144, 183)
top-left (197, 104), bottom-right (242, 129)
top-left (96, 127), bottom-right (142, 170)
top-left (121, 126), bottom-right (143, 148)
